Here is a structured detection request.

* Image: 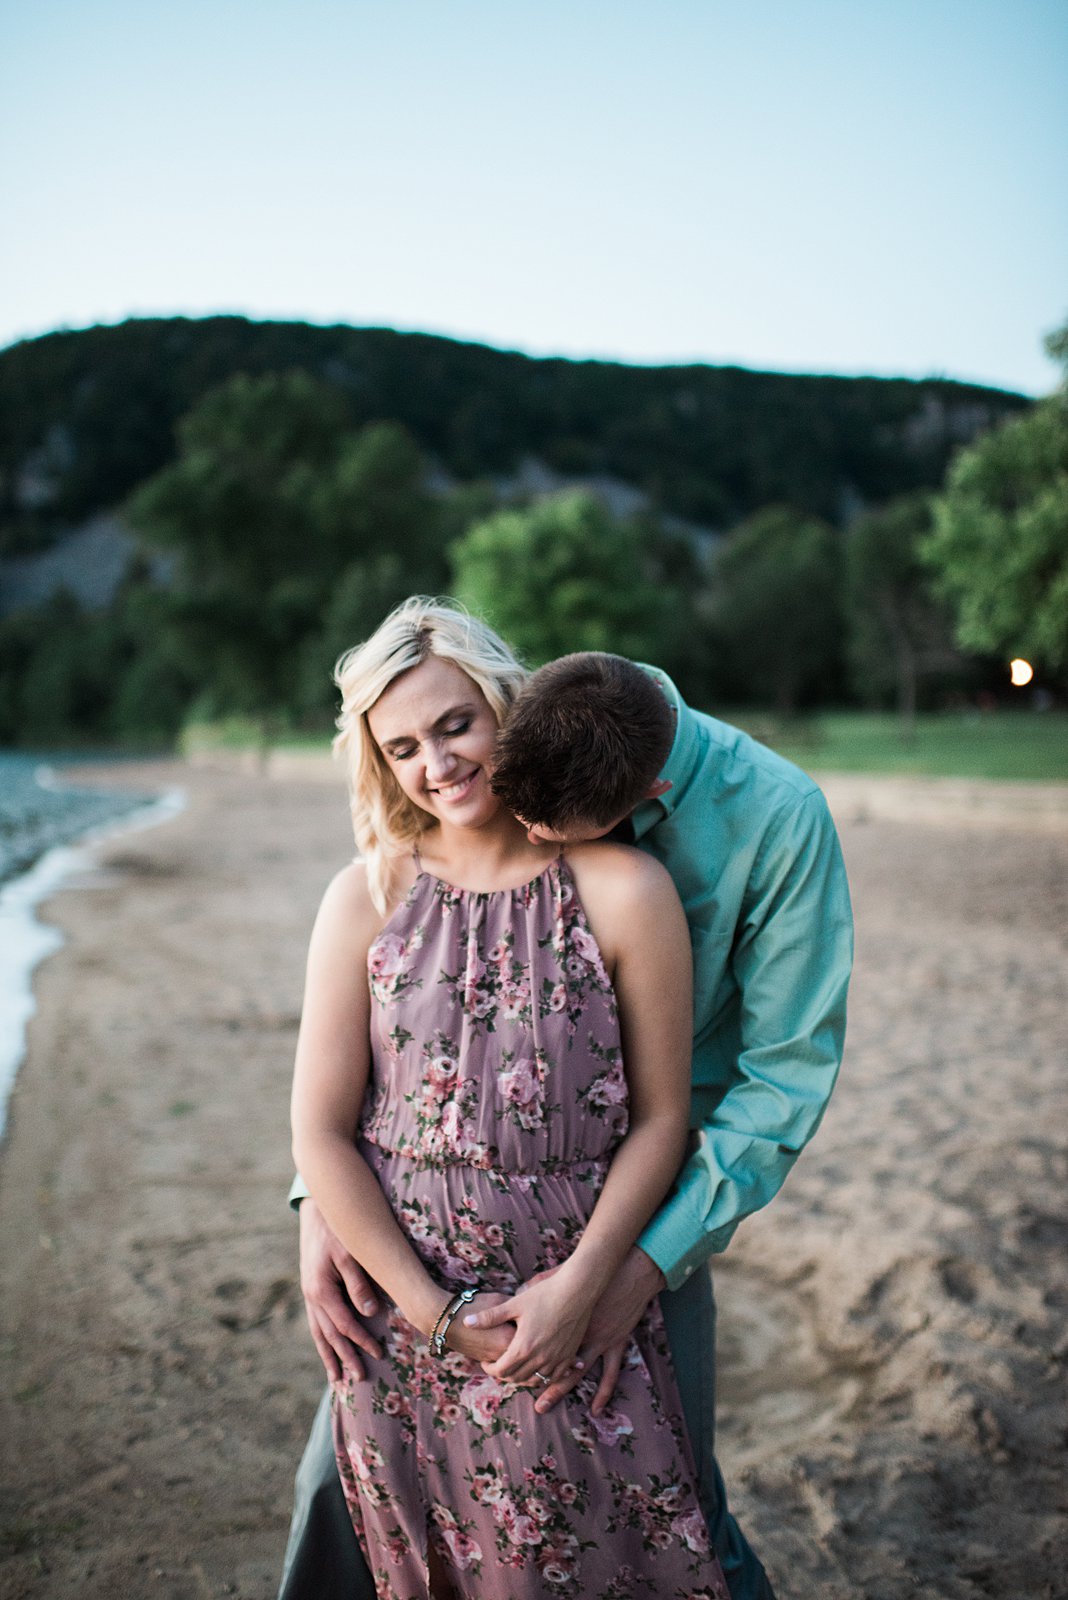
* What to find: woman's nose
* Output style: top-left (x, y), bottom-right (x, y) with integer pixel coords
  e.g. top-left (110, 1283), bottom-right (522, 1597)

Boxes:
top-left (424, 741), bottom-right (458, 782)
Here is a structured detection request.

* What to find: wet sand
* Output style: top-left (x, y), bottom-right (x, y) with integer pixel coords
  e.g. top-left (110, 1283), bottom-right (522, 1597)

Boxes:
top-left (1, 761), bottom-right (1066, 1599)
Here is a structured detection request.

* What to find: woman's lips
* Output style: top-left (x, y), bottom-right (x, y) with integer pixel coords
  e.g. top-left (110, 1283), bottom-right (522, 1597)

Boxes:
top-left (433, 770), bottom-right (479, 803)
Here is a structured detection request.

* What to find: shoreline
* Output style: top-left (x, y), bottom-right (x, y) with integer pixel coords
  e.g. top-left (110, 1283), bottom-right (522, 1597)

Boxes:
top-left (1, 759), bottom-right (1065, 1597)
top-left (0, 779), bottom-right (186, 1142)
top-left (0, 753), bottom-right (163, 888)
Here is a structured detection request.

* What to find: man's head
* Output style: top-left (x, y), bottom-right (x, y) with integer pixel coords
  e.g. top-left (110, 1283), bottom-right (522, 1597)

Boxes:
top-left (491, 652), bottom-right (675, 842)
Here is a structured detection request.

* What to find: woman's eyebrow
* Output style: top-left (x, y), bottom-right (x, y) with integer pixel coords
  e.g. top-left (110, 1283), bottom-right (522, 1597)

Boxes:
top-left (379, 704), bottom-right (477, 751)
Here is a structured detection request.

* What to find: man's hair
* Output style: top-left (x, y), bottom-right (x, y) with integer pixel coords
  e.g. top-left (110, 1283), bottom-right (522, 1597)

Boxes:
top-left (491, 653), bottom-right (675, 830)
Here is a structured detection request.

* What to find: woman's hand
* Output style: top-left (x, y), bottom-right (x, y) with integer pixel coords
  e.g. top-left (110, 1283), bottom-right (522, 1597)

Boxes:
top-left (467, 1267), bottom-right (596, 1386)
top-left (442, 1291), bottom-right (516, 1367)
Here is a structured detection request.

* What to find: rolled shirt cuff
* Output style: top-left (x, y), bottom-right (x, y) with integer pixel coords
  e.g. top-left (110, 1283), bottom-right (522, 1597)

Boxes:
top-left (638, 1201), bottom-right (738, 1292)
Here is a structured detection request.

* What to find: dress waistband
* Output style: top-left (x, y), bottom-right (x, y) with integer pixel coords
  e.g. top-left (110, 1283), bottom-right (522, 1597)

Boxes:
top-left (359, 1133), bottom-right (611, 1180)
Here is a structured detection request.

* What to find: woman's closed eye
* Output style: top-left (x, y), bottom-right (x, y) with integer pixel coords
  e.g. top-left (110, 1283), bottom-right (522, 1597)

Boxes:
top-left (390, 720), bottom-right (471, 761)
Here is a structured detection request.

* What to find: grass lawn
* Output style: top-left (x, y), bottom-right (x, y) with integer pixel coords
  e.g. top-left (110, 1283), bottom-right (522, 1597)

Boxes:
top-left (721, 710), bottom-right (1068, 783)
top-left (182, 710), bottom-right (1068, 784)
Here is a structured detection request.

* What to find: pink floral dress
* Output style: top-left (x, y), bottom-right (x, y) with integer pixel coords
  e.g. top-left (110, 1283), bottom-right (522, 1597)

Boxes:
top-left (333, 856), bottom-right (730, 1600)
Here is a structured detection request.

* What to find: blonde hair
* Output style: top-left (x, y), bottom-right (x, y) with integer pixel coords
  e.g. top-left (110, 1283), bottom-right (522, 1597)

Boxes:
top-left (333, 596), bottom-right (526, 911)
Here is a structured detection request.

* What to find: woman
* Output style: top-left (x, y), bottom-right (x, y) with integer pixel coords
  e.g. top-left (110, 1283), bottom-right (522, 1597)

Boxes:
top-left (291, 597), bottom-right (729, 1599)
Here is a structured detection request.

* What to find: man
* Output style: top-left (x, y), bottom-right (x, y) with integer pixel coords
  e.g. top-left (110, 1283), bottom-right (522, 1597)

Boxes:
top-left (280, 653), bottom-right (853, 1600)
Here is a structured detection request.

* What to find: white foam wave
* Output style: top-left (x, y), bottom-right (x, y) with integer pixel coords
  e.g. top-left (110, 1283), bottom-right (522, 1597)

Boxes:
top-left (0, 785), bottom-right (186, 1143)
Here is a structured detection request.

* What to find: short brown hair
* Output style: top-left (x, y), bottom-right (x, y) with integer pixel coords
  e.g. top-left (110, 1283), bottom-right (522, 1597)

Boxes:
top-left (491, 653), bottom-right (675, 830)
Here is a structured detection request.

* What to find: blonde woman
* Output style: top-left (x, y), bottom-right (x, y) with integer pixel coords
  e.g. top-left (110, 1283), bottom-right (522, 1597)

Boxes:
top-left (290, 597), bottom-right (729, 1599)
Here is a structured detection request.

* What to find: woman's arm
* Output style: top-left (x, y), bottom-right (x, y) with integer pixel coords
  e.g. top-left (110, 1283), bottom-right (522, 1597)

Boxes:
top-left (479, 847), bottom-right (693, 1384)
top-left (290, 866), bottom-right (510, 1360)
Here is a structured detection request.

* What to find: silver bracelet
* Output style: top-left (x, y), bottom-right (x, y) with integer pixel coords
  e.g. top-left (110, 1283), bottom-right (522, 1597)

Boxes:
top-left (428, 1293), bottom-right (455, 1352)
top-left (430, 1286), bottom-right (478, 1356)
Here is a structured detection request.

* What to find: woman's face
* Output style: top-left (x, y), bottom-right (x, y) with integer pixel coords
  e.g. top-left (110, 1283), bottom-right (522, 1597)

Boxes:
top-left (367, 655), bottom-right (502, 830)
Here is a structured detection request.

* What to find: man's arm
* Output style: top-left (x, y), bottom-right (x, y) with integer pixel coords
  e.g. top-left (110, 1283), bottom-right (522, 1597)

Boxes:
top-left (638, 785), bottom-right (853, 1288)
top-left (537, 787), bottom-right (852, 1415)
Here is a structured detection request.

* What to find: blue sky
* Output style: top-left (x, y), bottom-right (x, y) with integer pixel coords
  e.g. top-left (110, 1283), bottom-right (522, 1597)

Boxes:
top-left (1, 0), bottom-right (1065, 394)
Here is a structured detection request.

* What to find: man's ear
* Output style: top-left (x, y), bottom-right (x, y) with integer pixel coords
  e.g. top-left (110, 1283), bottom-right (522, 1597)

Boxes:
top-left (645, 779), bottom-right (672, 800)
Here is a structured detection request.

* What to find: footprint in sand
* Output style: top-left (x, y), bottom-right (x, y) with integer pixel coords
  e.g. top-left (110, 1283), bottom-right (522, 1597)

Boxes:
top-left (713, 1264), bottom-right (864, 1471)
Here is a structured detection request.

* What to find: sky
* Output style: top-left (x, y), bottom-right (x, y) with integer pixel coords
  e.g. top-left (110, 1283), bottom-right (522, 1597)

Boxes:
top-left (1, 0), bottom-right (1066, 396)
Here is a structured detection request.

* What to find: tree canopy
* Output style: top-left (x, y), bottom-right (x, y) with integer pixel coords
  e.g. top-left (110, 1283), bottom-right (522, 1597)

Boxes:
top-left (844, 493), bottom-right (960, 723)
top-left (708, 505), bottom-right (843, 712)
top-left (125, 372), bottom-right (447, 718)
top-left (924, 323), bottom-right (1068, 676)
top-left (449, 490), bottom-right (705, 687)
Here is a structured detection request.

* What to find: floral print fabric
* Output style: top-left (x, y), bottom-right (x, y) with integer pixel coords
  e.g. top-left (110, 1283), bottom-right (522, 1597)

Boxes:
top-left (333, 858), bottom-right (729, 1599)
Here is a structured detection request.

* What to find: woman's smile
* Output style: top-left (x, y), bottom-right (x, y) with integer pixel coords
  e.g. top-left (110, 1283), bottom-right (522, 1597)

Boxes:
top-left (431, 769), bottom-right (481, 803)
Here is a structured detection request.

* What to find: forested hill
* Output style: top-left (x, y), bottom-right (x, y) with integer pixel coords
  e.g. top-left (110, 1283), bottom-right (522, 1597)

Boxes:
top-left (0, 316), bottom-right (1030, 555)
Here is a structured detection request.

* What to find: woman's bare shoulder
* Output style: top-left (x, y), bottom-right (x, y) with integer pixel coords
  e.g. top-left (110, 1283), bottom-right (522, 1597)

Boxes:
top-left (318, 855), bottom-right (419, 937)
top-left (320, 858), bottom-right (372, 907)
top-left (312, 860), bottom-right (386, 949)
top-left (564, 842), bottom-right (680, 925)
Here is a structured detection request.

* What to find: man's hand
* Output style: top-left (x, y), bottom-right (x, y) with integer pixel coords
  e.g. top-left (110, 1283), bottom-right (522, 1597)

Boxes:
top-left (533, 1246), bottom-right (666, 1416)
top-left (298, 1198), bottom-right (383, 1382)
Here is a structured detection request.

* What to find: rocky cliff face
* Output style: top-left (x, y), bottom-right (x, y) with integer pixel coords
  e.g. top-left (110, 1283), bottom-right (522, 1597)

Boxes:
top-left (0, 513), bottom-right (172, 619)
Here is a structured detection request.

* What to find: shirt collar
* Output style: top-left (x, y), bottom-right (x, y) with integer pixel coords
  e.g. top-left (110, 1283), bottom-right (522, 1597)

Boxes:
top-left (629, 666), bottom-right (703, 842)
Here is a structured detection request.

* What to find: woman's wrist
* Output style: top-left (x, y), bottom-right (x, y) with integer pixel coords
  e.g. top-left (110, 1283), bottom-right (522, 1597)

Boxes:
top-left (553, 1252), bottom-right (610, 1310)
top-left (405, 1282), bottom-right (453, 1340)
top-left (434, 1286), bottom-right (479, 1353)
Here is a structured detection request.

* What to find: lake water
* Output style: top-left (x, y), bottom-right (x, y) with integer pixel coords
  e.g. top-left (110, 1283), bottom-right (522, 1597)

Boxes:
top-left (0, 752), bottom-right (184, 1140)
top-left (0, 752), bottom-right (156, 885)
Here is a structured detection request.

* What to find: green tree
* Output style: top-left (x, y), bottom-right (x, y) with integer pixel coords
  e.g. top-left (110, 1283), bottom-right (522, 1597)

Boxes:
top-left (709, 505), bottom-right (842, 713)
top-left (0, 608), bottom-right (38, 740)
top-left (0, 590), bottom-right (145, 745)
top-left (844, 494), bottom-right (960, 731)
top-left (127, 373), bottom-right (444, 719)
top-left (449, 490), bottom-right (700, 675)
top-left (924, 322), bottom-right (1068, 675)
top-left (296, 551), bottom-right (410, 714)
top-left (107, 582), bottom-right (201, 741)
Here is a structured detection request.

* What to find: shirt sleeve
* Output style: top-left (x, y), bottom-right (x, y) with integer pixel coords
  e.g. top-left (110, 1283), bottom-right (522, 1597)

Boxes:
top-left (638, 786), bottom-right (854, 1290)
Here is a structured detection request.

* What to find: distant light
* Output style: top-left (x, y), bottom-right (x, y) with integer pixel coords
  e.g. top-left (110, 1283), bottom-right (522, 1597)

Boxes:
top-left (1009, 658), bottom-right (1034, 687)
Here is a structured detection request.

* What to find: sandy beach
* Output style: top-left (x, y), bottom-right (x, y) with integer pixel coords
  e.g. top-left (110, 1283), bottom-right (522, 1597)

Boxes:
top-left (1, 759), bottom-right (1066, 1600)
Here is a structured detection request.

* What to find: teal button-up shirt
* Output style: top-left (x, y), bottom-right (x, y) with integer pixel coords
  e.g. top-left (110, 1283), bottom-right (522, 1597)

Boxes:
top-left (632, 670), bottom-right (853, 1291)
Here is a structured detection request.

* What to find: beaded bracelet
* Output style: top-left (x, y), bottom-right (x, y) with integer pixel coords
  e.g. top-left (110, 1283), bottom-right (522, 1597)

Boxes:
top-left (430, 1286), bottom-right (478, 1357)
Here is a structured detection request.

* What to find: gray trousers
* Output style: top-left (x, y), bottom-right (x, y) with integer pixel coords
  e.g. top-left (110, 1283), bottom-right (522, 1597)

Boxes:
top-left (278, 1268), bottom-right (775, 1599)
